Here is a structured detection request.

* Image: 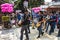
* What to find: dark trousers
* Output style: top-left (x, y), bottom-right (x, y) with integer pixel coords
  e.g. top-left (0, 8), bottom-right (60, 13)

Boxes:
top-left (27, 25), bottom-right (30, 33)
top-left (46, 22), bottom-right (50, 32)
top-left (49, 26), bottom-right (54, 35)
top-left (38, 28), bottom-right (42, 37)
top-left (57, 29), bottom-right (60, 37)
top-left (20, 25), bottom-right (29, 40)
top-left (49, 22), bottom-right (55, 35)
top-left (37, 23), bottom-right (43, 37)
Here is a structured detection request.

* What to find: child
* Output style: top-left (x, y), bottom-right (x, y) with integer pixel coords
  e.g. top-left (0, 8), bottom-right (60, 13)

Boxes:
top-left (10, 18), bottom-right (16, 28)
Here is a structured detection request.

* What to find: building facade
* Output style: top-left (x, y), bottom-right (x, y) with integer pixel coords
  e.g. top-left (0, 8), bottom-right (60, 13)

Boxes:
top-left (52, 0), bottom-right (60, 2)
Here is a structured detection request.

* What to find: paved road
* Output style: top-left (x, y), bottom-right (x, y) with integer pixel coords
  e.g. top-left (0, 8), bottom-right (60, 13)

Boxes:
top-left (0, 26), bottom-right (59, 40)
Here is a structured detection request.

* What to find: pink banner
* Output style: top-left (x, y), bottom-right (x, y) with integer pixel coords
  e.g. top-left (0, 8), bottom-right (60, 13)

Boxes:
top-left (1, 3), bottom-right (14, 13)
top-left (32, 7), bottom-right (41, 13)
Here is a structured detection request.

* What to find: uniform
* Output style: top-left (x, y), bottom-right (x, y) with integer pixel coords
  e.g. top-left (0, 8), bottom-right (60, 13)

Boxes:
top-left (27, 14), bottom-right (30, 33)
top-left (43, 15), bottom-right (47, 30)
top-left (20, 14), bottom-right (29, 40)
top-left (45, 15), bottom-right (50, 32)
top-left (37, 15), bottom-right (44, 38)
top-left (49, 15), bottom-right (56, 35)
top-left (57, 14), bottom-right (60, 37)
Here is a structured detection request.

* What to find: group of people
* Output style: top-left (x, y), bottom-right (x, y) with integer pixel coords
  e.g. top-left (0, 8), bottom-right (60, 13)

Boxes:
top-left (16, 8), bottom-right (60, 40)
top-left (32, 11), bottom-right (60, 38)
top-left (1, 8), bottom-right (60, 40)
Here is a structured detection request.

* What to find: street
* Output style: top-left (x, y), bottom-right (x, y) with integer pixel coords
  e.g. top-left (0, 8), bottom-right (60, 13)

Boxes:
top-left (0, 0), bottom-right (60, 40)
top-left (0, 26), bottom-right (59, 40)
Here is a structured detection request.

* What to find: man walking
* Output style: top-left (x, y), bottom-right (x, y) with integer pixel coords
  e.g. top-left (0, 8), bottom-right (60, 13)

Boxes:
top-left (49, 12), bottom-right (56, 35)
top-left (57, 13), bottom-right (60, 37)
top-left (20, 10), bottom-right (29, 40)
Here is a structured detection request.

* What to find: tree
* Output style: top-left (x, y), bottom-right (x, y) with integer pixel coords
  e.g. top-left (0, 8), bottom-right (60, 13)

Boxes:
top-left (14, 0), bottom-right (44, 10)
top-left (0, 0), bottom-right (5, 12)
top-left (0, 0), bottom-right (5, 5)
top-left (29, 0), bottom-right (44, 8)
top-left (14, 0), bottom-right (24, 10)
top-left (4, 0), bottom-right (9, 2)
top-left (14, 0), bottom-right (29, 10)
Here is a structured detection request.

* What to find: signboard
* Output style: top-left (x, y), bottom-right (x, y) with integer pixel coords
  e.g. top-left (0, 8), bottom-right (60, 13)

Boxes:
top-left (2, 16), bottom-right (10, 22)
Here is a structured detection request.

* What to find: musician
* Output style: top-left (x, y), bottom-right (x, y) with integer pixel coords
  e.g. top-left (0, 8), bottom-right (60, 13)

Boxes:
top-left (37, 11), bottom-right (44, 38)
top-left (31, 10), bottom-right (35, 29)
top-left (43, 11), bottom-right (48, 30)
top-left (45, 13), bottom-right (51, 32)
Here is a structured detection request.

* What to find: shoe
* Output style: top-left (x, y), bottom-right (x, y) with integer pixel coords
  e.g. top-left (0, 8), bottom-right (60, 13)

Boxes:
top-left (41, 32), bottom-right (44, 36)
top-left (49, 33), bottom-right (51, 35)
top-left (57, 35), bottom-right (60, 37)
top-left (32, 27), bottom-right (35, 29)
top-left (37, 36), bottom-right (40, 39)
top-left (28, 32), bottom-right (30, 34)
top-left (25, 39), bottom-right (29, 40)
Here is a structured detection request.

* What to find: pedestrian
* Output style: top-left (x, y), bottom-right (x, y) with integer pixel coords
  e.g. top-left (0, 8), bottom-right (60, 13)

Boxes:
top-left (3, 14), bottom-right (11, 29)
top-left (49, 12), bottom-right (56, 35)
top-left (43, 11), bottom-right (48, 30)
top-left (37, 11), bottom-right (44, 38)
top-left (45, 13), bottom-right (51, 33)
top-left (31, 10), bottom-right (35, 29)
top-left (20, 10), bottom-right (29, 40)
top-left (0, 12), bottom-right (3, 25)
top-left (57, 12), bottom-right (60, 37)
top-left (27, 13), bottom-right (31, 33)
top-left (10, 18), bottom-right (16, 27)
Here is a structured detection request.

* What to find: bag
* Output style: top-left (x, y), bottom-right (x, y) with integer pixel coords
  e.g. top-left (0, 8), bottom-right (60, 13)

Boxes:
top-left (32, 22), bottom-right (35, 27)
top-left (36, 22), bottom-right (41, 28)
top-left (42, 18), bottom-right (46, 30)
